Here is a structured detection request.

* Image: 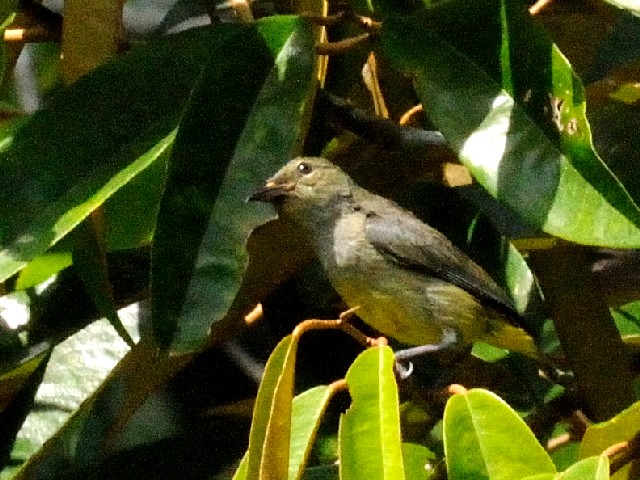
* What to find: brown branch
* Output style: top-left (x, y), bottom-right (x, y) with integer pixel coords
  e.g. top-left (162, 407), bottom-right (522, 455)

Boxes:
top-left (609, 433), bottom-right (640, 476)
top-left (400, 104), bottom-right (424, 126)
top-left (302, 11), bottom-right (346, 27)
top-left (529, 0), bottom-right (554, 15)
top-left (350, 12), bottom-right (382, 34)
top-left (316, 33), bottom-right (371, 55)
top-left (291, 307), bottom-right (384, 349)
top-left (4, 26), bottom-right (59, 43)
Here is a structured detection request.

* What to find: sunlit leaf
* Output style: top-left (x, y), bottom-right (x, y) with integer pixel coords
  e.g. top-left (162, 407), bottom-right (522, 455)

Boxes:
top-left (339, 346), bottom-right (405, 480)
top-left (382, 0), bottom-right (640, 247)
top-left (0, 24), bottom-right (221, 283)
top-left (444, 388), bottom-right (556, 480)
top-left (579, 399), bottom-right (640, 479)
top-left (151, 15), bottom-right (316, 352)
top-left (556, 455), bottom-right (609, 480)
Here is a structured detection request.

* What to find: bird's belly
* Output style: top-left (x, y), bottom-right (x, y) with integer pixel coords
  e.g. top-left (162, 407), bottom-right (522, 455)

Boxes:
top-left (327, 248), bottom-right (451, 346)
top-left (337, 272), bottom-right (457, 345)
top-left (314, 213), bottom-right (487, 347)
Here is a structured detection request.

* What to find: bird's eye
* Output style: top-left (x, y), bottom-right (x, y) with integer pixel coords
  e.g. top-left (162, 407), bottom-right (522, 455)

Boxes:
top-left (297, 162), bottom-right (312, 175)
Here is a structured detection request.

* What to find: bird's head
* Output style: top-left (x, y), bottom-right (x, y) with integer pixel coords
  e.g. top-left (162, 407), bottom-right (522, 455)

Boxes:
top-left (249, 157), bottom-right (354, 221)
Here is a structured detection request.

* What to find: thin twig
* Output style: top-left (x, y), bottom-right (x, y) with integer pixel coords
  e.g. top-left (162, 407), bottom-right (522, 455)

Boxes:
top-left (316, 33), bottom-right (371, 55)
top-left (291, 307), bottom-right (384, 349)
top-left (400, 104), bottom-right (424, 126)
top-left (5, 26), bottom-right (58, 42)
top-left (529, 0), bottom-right (554, 15)
top-left (609, 433), bottom-right (640, 476)
top-left (349, 12), bottom-right (382, 33)
top-left (546, 433), bottom-right (573, 453)
top-left (302, 11), bottom-right (346, 26)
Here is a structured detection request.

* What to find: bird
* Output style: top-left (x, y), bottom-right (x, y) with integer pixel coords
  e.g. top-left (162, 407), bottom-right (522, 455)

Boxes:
top-left (249, 157), bottom-right (543, 362)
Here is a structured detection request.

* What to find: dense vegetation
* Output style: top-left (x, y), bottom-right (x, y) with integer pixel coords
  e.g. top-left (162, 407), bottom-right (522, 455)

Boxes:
top-left (1, 0), bottom-right (640, 478)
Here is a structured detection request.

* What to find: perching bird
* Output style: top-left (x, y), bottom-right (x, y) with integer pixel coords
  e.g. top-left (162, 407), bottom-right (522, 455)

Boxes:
top-left (249, 157), bottom-right (543, 361)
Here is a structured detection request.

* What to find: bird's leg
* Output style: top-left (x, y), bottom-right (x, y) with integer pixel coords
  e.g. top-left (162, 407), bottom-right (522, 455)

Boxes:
top-left (394, 329), bottom-right (458, 379)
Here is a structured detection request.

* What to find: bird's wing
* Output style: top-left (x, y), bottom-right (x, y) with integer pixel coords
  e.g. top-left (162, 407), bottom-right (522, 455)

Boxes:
top-left (364, 204), bottom-right (520, 320)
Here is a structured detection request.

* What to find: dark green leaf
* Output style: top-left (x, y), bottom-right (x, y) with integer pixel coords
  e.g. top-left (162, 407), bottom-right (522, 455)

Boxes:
top-left (0, 25), bottom-right (222, 283)
top-left (70, 221), bottom-right (134, 347)
top-left (151, 15), bottom-right (316, 352)
top-left (382, 0), bottom-right (640, 247)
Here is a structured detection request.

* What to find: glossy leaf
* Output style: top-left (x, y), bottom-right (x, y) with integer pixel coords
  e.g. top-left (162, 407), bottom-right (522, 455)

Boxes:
top-left (601, 0), bottom-right (640, 15)
top-left (14, 252), bottom-right (72, 290)
top-left (151, 15), bottom-right (316, 352)
top-left (556, 455), bottom-right (610, 480)
top-left (11, 151), bottom-right (168, 292)
top-left (11, 313), bottom-right (138, 479)
top-left (103, 150), bottom-right (169, 251)
top-left (579, 399), bottom-right (640, 479)
top-left (381, 0), bottom-right (640, 247)
top-left (339, 346), bottom-right (405, 480)
top-left (290, 386), bottom-right (333, 480)
top-left (240, 335), bottom-right (297, 480)
top-left (443, 388), bottom-right (556, 480)
top-left (402, 443), bottom-right (435, 480)
top-left (0, 23), bottom-right (224, 283)
top-left (70, 221), bottom-right (134, 347)
top-left (235, 384), bottom-right (334, 480)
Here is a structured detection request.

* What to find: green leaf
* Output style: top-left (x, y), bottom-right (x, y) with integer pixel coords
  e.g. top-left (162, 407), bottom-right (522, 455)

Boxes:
top-left (233, 383), bottom-right (334, 480)
top-left (579, 399), bottom-right (640, 479)
top-left (381, 0), bottom-right (640, 247)
top-left (242, 336), bottom-right (297, 480)
top-left (556, 455), bottom-right (610, 480)
top-left (14, 251), bottom-right (72, 290)
top-left (0, 23), bottom-right (224, 283)
top-left (0, 0), bottom-right (18, 23)
top-left (12, 149), bottom-right (168, 292)
top-left (151, 15), bottom-right (316, 352)
top-left (103, 149), bottom-right (169, 251)
top-left (339, 346), bottom-right (405, 480)
top-left (601, 0), bottom-right (640, 15)
top-left (402, 443), bottom-right (436, 480)
top-left (70, 221), bottom-right (134, 347)
top-left (11, 315), bottom-right (138, 479)
top-left (443, 388), bottom-right (556, 480)
top-left (290, 386), bottom-right (333, 480)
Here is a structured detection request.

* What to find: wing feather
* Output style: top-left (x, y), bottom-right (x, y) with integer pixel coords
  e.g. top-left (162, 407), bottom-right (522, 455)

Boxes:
top-left (363, 201), bottom-right (520, 321)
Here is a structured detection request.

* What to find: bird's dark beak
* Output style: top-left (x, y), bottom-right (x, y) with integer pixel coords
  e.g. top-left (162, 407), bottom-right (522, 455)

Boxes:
top-left (247, 181), bottom-right (294, 203)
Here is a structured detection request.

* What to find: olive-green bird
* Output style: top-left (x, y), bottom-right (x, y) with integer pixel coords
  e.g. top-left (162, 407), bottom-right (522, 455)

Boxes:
top-left (249, 157), bottom-right (542, 361)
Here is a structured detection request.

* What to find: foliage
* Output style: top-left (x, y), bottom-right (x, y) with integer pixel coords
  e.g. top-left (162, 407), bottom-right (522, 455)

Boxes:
top-left (0, 0), bottom-right (640, 479)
